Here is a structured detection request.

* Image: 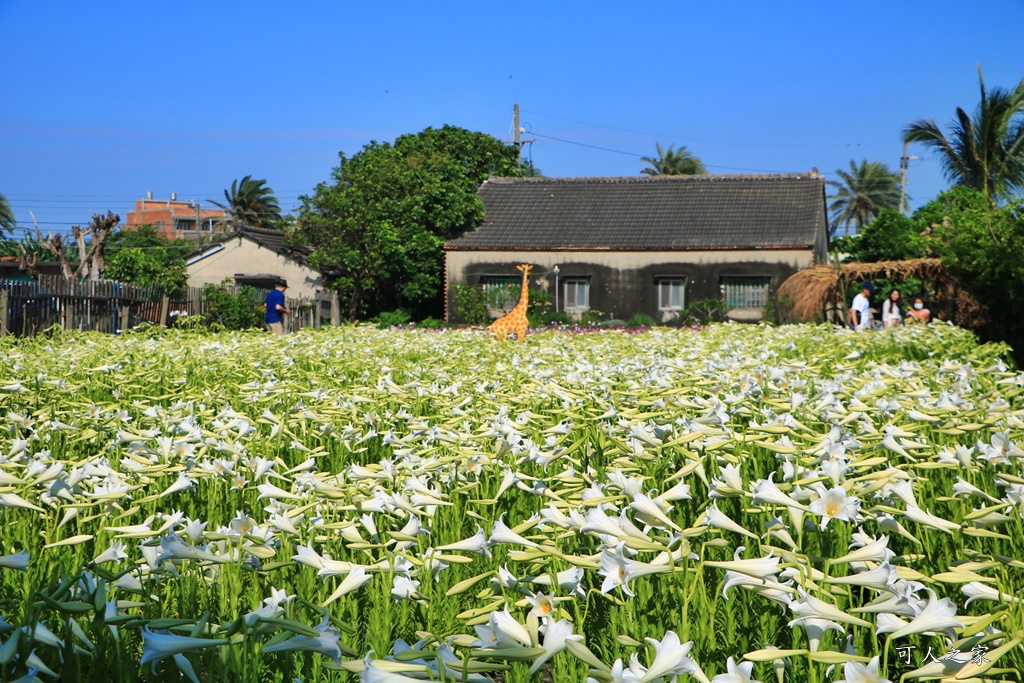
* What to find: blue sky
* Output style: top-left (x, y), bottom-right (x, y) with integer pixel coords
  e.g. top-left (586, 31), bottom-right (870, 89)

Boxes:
top-left (1, 1), bottom-right (1022, 238)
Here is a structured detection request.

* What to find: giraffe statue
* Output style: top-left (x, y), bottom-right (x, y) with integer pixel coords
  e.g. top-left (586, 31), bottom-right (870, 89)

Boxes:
top-left (488, 264), bottom-right (533, 342)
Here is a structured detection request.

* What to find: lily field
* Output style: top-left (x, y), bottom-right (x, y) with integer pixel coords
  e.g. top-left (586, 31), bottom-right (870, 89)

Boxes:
top-left (0, 323), bottom-right (1023, 683)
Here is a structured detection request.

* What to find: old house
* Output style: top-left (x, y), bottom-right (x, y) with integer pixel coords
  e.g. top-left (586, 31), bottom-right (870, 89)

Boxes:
top-left (444, 174), bottom-right (829, 323)
top-left (186, 227), bottom-right (324, 299)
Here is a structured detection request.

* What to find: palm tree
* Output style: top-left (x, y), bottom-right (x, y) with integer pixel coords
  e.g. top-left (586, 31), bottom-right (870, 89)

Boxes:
top-left (210, 176), bottom-right (283, 229)
top-left (903, 68), bottom-right (1024, 201)
top-left (640, 142), bottom-right (706, 176)
top-left (0, 192), bottom-right (15, 234)
top-left (826, 160), bottom-right (902, 236)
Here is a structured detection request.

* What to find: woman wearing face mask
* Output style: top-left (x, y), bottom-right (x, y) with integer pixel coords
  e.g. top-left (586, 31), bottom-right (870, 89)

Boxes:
top-left (881, 289), bottom-right (902, 328)
top-left (905, 297), bottom-right (931, 323)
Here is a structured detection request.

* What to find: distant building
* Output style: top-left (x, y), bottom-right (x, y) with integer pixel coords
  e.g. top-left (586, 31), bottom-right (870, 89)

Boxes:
top-left (186, 227), bottom-right (324, 299)
top-left (124, 191), bottom-right (226, 241)
top-left (445, 174), bottom-right (829, 323)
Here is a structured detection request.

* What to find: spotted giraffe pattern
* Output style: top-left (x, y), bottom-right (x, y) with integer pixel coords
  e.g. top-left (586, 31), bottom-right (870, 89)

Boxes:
top-left (488, 264), bottom-right (533, 342)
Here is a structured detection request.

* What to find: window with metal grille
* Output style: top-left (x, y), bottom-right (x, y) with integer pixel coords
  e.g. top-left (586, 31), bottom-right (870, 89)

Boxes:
top-left (564, 278), bottom-right (590, 311)
top-left (722, 276), bottom-right (770, 310)
top-left (482, 277), bottom-right (521, 310)
top-left (658, 278), bottom-right (686, 311)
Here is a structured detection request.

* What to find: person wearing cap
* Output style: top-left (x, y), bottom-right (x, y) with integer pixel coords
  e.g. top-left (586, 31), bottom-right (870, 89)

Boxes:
top-left (265, 279), bottom-right (291, 335)
top-left (848, 282), bottom-right (875, 331)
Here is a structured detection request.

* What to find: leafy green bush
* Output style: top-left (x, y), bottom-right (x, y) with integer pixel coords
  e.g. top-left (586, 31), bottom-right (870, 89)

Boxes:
top-left (201, 281), bottom-right (264, 331)
top-left (451, 283), bottom-right (489, 325)
top-left (417, 316), bottom-right (447, 330)
top-left (678, 298), bottom-right (728, 326)
top-left (626, 313), bottom-right (656, 327)
top-left (544, 311), bottom-right (573, 325)
top-left (372, 309), bottom-right (412, 329)
top-left (106, 247), bottom-right (188, 292)
top-left (580, 309), bottom-right (604, 325)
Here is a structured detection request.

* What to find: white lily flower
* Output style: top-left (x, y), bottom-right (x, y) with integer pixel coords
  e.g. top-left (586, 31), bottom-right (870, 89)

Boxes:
top-left (700, 502), bottom-right (759, 539)
top-left (788, 589), bottom-right (872, 629)
top-left (808, 484), bottom-right (860, 530)
top-left (528, 617), bottom-right (582, 675)
top-left (836, 655), bottom-right (891, 683)
top-left (711, 656), bottom-right (763, 683)
top-left (390, 576), bottom-right (420, 601)
top-left (436, 527), bottom-right (490, 556)
top-left (489, 516), bottom-right (541, 549)
top-left (92, 541), bottom-right (128, 565)
top-left (826, 562), bottom-right (899, 592)
top-left (261, 617), bottom-right (341, 663)
top-left (640, 630), bottom-right (697, 682)
top-left (961, 581), bottom-right (1022, 606)
top-left (885, 589), bottom-right (962, 639)
top-left (140, 628), bottom-right (230, 667)
top-left (491, 606), bottom-right (532, 647)
top-left (902, 505), bottom-right (961, 534)
top-left (751, 474), bottom-right (809, 511)
top-left (599, 543), bottom-right (670, 597)
top-left (0, 550), bottom-right (30, 572)
top-left (705, 546), bottom-right (781, 581)
top-left (831, 532), bottom-right (893, 566)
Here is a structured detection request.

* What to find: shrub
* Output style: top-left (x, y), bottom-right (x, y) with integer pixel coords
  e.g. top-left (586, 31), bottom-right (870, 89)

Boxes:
top-left (580, 309), bottom-right (604, 325)
top-left (451, 283), bottom-right (489, 325)
top-left (678, 298), bottom-right (728, 326)
top-left (544, 311), bottom-right (573, 326)
top-left (201, 281), bottom-right (264, 331)
top-left (372, 309), bottom-right (412, 329)
top-left (417, 317), bottom-right (447, 330)
top-left (626, 313), bottom-right (656, 327)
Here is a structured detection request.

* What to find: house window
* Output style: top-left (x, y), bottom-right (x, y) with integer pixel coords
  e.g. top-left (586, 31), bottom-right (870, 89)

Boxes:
top-left (174, 218), bottom-right (196, 233)
top-left (564, 278), bottom-right (590, 311)
top-left (482, 276), bottom-right (521, 311)
top-left (722, 276), bottom-right (770, 310)
top-left (658, 278), bottom-right (686, 311)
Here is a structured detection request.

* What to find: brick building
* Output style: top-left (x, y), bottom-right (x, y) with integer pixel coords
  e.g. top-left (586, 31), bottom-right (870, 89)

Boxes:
top-left (124, 191), bottom-right (227, 242)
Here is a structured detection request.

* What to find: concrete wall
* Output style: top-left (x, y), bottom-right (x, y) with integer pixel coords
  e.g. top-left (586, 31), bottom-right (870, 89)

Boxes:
top-left (187, 237), bottom-right (324, 299)
top-left (446, 249), bottom-right (815, 323)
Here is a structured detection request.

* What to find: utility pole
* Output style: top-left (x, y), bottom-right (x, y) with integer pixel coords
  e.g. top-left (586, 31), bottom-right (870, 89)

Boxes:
top-left (512, 104), bottom-right (535, 174)
top-left (898, 141), bottom-right (919, 214)
top-left (513, 103), bottom-right (521, 148)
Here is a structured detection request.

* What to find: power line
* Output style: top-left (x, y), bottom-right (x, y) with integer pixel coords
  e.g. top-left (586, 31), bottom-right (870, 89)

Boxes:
top-left (530, 131), bottom-right (804, 174)
top-left (521, 109), bottom-right (896, 149)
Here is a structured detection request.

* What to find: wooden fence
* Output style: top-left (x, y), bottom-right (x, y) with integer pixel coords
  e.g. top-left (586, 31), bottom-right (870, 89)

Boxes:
top-left (0, 275), bottom-right (340, 337)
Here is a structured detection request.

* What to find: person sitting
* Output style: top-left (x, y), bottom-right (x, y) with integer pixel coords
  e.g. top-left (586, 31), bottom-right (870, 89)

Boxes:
top-left (905, 297), bottom-right (931, 323)
top-left (881, 289), bottom-right (902, 328)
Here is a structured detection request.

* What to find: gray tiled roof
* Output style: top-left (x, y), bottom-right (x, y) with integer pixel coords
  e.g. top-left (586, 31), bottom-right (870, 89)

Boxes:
top-left (446, 174), bottom-right (827, 250)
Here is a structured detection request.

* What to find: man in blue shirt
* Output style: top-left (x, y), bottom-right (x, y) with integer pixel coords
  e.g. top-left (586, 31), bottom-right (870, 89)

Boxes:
top-left (265, 279), bottom-right (291, 334)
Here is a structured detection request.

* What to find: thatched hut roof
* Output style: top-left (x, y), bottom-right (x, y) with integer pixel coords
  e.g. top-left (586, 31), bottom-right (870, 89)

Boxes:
top-left (776, 258), bottom-right (984, 327)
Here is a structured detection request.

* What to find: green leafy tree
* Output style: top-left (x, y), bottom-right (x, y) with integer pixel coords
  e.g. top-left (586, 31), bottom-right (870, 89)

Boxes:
top-left (0, 192), bottom-right (14, 234)
top-left (106, 225), bottom-right (193, 259)
top-left (103, 225), bottom-right (191, 291)
top-left (640, 142), bottom-right (706, 176)
top-left (297, 125), bottom-right (521, 319)
top-left (830, 209), bottom-right (927, 262)
top-left (106, 248), bottom-right (188, 291)
top-left (903, 68), bottom-right (1024, 201)
top-left (826, 160), bottom-right (902, 236)
top-left (919, 186), bottom-right (1024, 357)
top-left (210, 176), bottom-right (283, 229)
